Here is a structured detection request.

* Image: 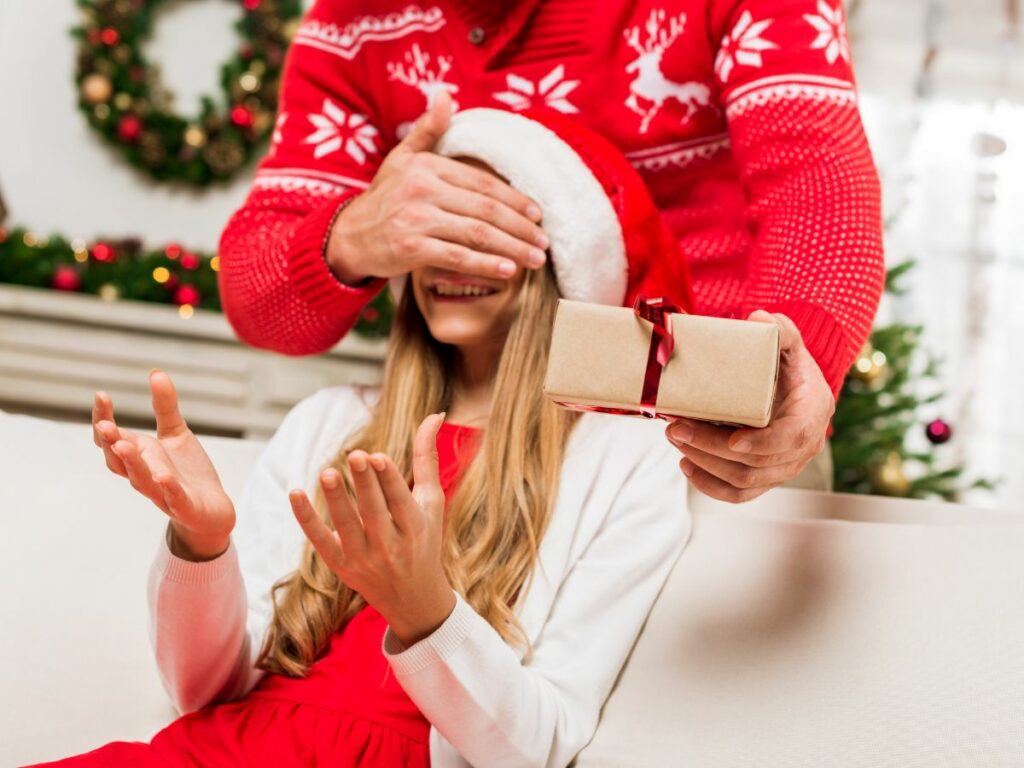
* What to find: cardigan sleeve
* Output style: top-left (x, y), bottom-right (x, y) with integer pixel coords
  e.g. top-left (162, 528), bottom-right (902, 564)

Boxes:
top-left (217, 0), bottom-right (389, 357)
top-left (146, 390), bottom-right (330, 713)
top-left (710, 0), bottom-right (885, 397)
top-left (381, 433), bottom-right (690, 768)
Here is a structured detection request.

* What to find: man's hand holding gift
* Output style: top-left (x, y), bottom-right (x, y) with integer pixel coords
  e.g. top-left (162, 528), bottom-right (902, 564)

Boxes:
top-left (665, 310), bottom-right (835, 503)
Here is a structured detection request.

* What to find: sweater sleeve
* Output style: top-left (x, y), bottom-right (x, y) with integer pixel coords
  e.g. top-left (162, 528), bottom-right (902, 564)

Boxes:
top-left (710, 0), bottom-right (885, 397)
top-left (217, 0), bottom-right (389, 357)
top-left (382, 432), bottom-right (690, 768)
top-left (146, 390), bottom-right (330, 713)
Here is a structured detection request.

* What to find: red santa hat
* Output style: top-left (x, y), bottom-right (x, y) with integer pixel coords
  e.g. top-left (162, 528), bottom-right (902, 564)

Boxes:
top-left (401, 106), bottom-right (693, 311)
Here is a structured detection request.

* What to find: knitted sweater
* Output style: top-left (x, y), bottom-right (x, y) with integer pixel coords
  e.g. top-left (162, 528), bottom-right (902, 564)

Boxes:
top-left (217, 0), bottom-right (884, 397)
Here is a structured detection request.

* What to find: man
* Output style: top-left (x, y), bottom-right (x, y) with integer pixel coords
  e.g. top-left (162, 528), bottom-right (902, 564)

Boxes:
top-left (218, 0), bottom-right (884, 501)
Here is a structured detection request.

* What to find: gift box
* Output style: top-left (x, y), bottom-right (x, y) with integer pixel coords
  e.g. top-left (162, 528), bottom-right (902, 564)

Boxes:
top-left (543, 298), bottom-right (780, 427)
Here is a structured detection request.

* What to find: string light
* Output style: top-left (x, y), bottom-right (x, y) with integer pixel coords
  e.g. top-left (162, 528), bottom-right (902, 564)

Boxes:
top-left (152, 266), bottom-right (170, 283)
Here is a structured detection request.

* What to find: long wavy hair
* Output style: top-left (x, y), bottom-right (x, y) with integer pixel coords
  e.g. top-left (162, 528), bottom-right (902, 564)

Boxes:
top-left (256, 263), bottom-right (580, 677)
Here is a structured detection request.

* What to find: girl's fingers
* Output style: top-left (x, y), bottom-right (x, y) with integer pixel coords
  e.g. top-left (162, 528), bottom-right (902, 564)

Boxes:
top-left (412, 413), bottom-right (446, 514)
top-left (93, 392), bottom-right (127, 477)
top-left (348, 450), bottom-right (398, 546)
top-left (112, 440), bottom-right (169, 514)
top-left (319, 469), bottom-right (367, 554)
top-left (288, 489), bottom-right (346, 574)
top-left (156, 473), bottom-right (193, 520)
top-left (369, 455), bottom-right (420, 533)
top-left (149, 369), bottom-right (188, 439)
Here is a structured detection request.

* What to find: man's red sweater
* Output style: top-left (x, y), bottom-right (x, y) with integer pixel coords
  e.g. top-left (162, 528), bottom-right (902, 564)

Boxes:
top-left (218, 0), bottom-right (884, 397)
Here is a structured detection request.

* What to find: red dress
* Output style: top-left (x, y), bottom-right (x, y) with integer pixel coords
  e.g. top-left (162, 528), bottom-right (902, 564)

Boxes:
top-left (29, 421), bottom-right (482, 768)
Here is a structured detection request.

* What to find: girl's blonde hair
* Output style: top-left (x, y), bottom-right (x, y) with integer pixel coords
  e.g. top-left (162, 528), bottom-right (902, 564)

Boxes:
top-left (256, 263), bottom-right (580, 677)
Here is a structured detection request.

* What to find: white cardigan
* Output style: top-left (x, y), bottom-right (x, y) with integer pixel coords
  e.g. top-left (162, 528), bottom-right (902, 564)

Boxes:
top-left (147, 384), bottom-right (691, 768)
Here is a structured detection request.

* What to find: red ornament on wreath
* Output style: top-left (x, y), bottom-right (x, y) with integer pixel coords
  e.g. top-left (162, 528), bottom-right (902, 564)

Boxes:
top-left (117, 115), bottom-right (142, 143)
top-left (925, 418), bottom-right (953, 445)
top-left (164, 243), bottom-right (182, 260)
top-left (180, 252), bottom-right (200, 270)
top-left (52, 265), bottom-right (82, 292)
top-left (173, 284), bottom-right (201, 306)
top-left (230, 105), bottom-right (253, 129)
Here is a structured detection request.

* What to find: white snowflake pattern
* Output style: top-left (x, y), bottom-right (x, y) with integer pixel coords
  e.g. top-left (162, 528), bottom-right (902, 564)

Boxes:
top-left (492, 64), bottom-right (580, 113)
top-left (714, 11), bottom-right (778, 83)
top-left (303, 99), bottom-right (380, 164)
top-left (804, 0), bottom-right (850, 64)
top-left (270, 113), bottom-right (287, 154)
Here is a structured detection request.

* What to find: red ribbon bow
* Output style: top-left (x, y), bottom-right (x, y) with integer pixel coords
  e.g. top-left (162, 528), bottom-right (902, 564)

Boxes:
top-left (634, 296), bottom-right (683, 417)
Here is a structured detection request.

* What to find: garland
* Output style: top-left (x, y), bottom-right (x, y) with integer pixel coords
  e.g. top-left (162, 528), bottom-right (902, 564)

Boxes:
top-left (0, 226), bottom-right (393, 339)
top-left (72, 0), bottom-right (303, 186)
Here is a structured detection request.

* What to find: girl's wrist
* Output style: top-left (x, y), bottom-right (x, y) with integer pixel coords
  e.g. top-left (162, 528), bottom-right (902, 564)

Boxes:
top-left (168, 522), bottom-right (231, 562)
top-left (386, 587), bottom-right (458, 649)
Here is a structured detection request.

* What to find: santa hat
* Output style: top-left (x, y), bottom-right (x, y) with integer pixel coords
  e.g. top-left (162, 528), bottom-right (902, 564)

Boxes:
top-left (390, 107), bottom-right (693, 311)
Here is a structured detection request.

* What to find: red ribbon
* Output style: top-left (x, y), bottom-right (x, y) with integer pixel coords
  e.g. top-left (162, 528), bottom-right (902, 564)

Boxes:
top-left (553, 296), bottom-right (684, 421)
top-left (633, 296), bottom-right (681, 415)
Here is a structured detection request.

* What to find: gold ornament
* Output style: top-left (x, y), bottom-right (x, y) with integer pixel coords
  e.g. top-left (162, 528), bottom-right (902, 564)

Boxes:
top-left (98, 283), bottom-right (121, 302)
top-left (94, 103), bottom-right (111, 120)
top-left (81, 73), bottom-right (113, 105)
top-left (203, 138), bottom-right (245, 175)
top-left (113, 92), bottom-right (133, 111)
top-left (252, 110), bottom-right (273, 135)
top-left (851, 341), bottom-right (887, 384)
top-left (239, 72), bottom-right (262, 93)
top-left (183, 125), bottom-right (207, 148)
top-left (871, 452), bottom-right (910, 496)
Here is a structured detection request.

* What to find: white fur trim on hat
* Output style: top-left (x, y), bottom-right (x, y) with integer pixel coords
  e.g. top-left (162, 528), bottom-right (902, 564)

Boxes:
top-left (428, 108), bottom-right (628, 306)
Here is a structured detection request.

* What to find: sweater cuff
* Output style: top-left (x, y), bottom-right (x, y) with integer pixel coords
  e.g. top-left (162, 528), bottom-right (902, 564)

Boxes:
top-left (154, 526), bottom-right (240, 587)
top-left (286, 192), bottom-right (388, 319)
top-left (382, 591), bottom-right (478, 676)
top-left (765, 300), bottom-right (854, 399)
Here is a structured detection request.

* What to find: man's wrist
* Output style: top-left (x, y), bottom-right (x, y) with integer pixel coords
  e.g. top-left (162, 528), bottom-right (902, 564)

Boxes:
top-left (323, 196), bottom-right (374, 288)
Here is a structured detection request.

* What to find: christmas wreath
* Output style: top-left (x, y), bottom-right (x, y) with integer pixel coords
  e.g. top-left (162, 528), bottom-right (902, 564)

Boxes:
top-left (72, 0), bottom-right (303, 186)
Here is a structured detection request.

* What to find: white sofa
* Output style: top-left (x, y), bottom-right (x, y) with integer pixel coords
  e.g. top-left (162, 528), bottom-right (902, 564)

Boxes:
top-left (2, 408), bottom-right (1022, 767)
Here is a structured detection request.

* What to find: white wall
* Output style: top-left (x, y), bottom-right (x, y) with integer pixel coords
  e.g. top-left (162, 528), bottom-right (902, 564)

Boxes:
top-left (0, 0), bottom-right (310, 250)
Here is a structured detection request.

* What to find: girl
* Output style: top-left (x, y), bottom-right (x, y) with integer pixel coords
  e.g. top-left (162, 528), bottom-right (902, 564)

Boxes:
top-left (34, 197), bottom-right (689, 768)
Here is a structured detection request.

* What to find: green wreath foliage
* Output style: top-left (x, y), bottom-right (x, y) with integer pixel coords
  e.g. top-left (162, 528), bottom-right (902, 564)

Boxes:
top-left (72, 0), bottom-right (303, 186)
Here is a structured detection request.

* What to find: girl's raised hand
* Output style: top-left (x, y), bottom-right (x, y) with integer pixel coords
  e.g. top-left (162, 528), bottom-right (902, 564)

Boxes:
top-left (91, 369), bottom-right (235, 560)
top-left (289, 413), bottom-right (455, 647)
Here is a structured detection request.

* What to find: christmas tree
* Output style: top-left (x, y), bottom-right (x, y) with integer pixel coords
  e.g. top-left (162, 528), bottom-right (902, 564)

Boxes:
top-left (830, 261), bottom-right (997, 500)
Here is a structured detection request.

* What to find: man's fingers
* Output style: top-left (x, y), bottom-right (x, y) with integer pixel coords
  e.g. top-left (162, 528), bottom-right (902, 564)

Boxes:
top-left (680, 458), bottom-right (773, 504)
top-left (412, 413), bottom-right (445, 512)
top-left (679, 443), bottom-right (806, 490)
top-left (666, 418), bottom-right (749, 462)
top-left (318, 468), bottom-right (367, 554)
top-left (417, 237), bottom-right (519, 280)
top-left (747, 310), bottom-right (802, 352)
top-left (728, 416), bottom-right (825, 457)
top-left (397, 90), bottom-right (453, 154)
top-left (433, 154), bottom-right (542, 223)
top-left (428, 209), bottom-right (545, 269)
top-left (289, 489), bottom-right (346, 574)
top-left (149, 369), bottom-right (188, 439)
top-left (433, 185), bottom-right (548, 263)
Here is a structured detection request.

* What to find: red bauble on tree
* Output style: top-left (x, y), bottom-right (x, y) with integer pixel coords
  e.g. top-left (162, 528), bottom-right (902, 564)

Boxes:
top-left (117, 115), bottom-right (142, 143)
top-left (164, 244), bottom-right (182, 260)
top-left (180, 252), bottom-right (200, 270)
top-left (925, 418), bottom-right (953, 445)
top-left (52, 265), bottom-right (82, 292)
top-left (173, 284), bottom-right (201, 306)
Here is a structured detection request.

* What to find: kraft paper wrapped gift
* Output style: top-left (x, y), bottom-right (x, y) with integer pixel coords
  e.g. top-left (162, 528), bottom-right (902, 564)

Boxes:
top-left (543, 299), bottom-right (780, 428)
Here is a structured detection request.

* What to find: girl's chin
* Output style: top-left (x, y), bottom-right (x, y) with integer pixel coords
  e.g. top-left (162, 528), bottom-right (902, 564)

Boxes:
top-left (424, 318), bottom-right (496, 348)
